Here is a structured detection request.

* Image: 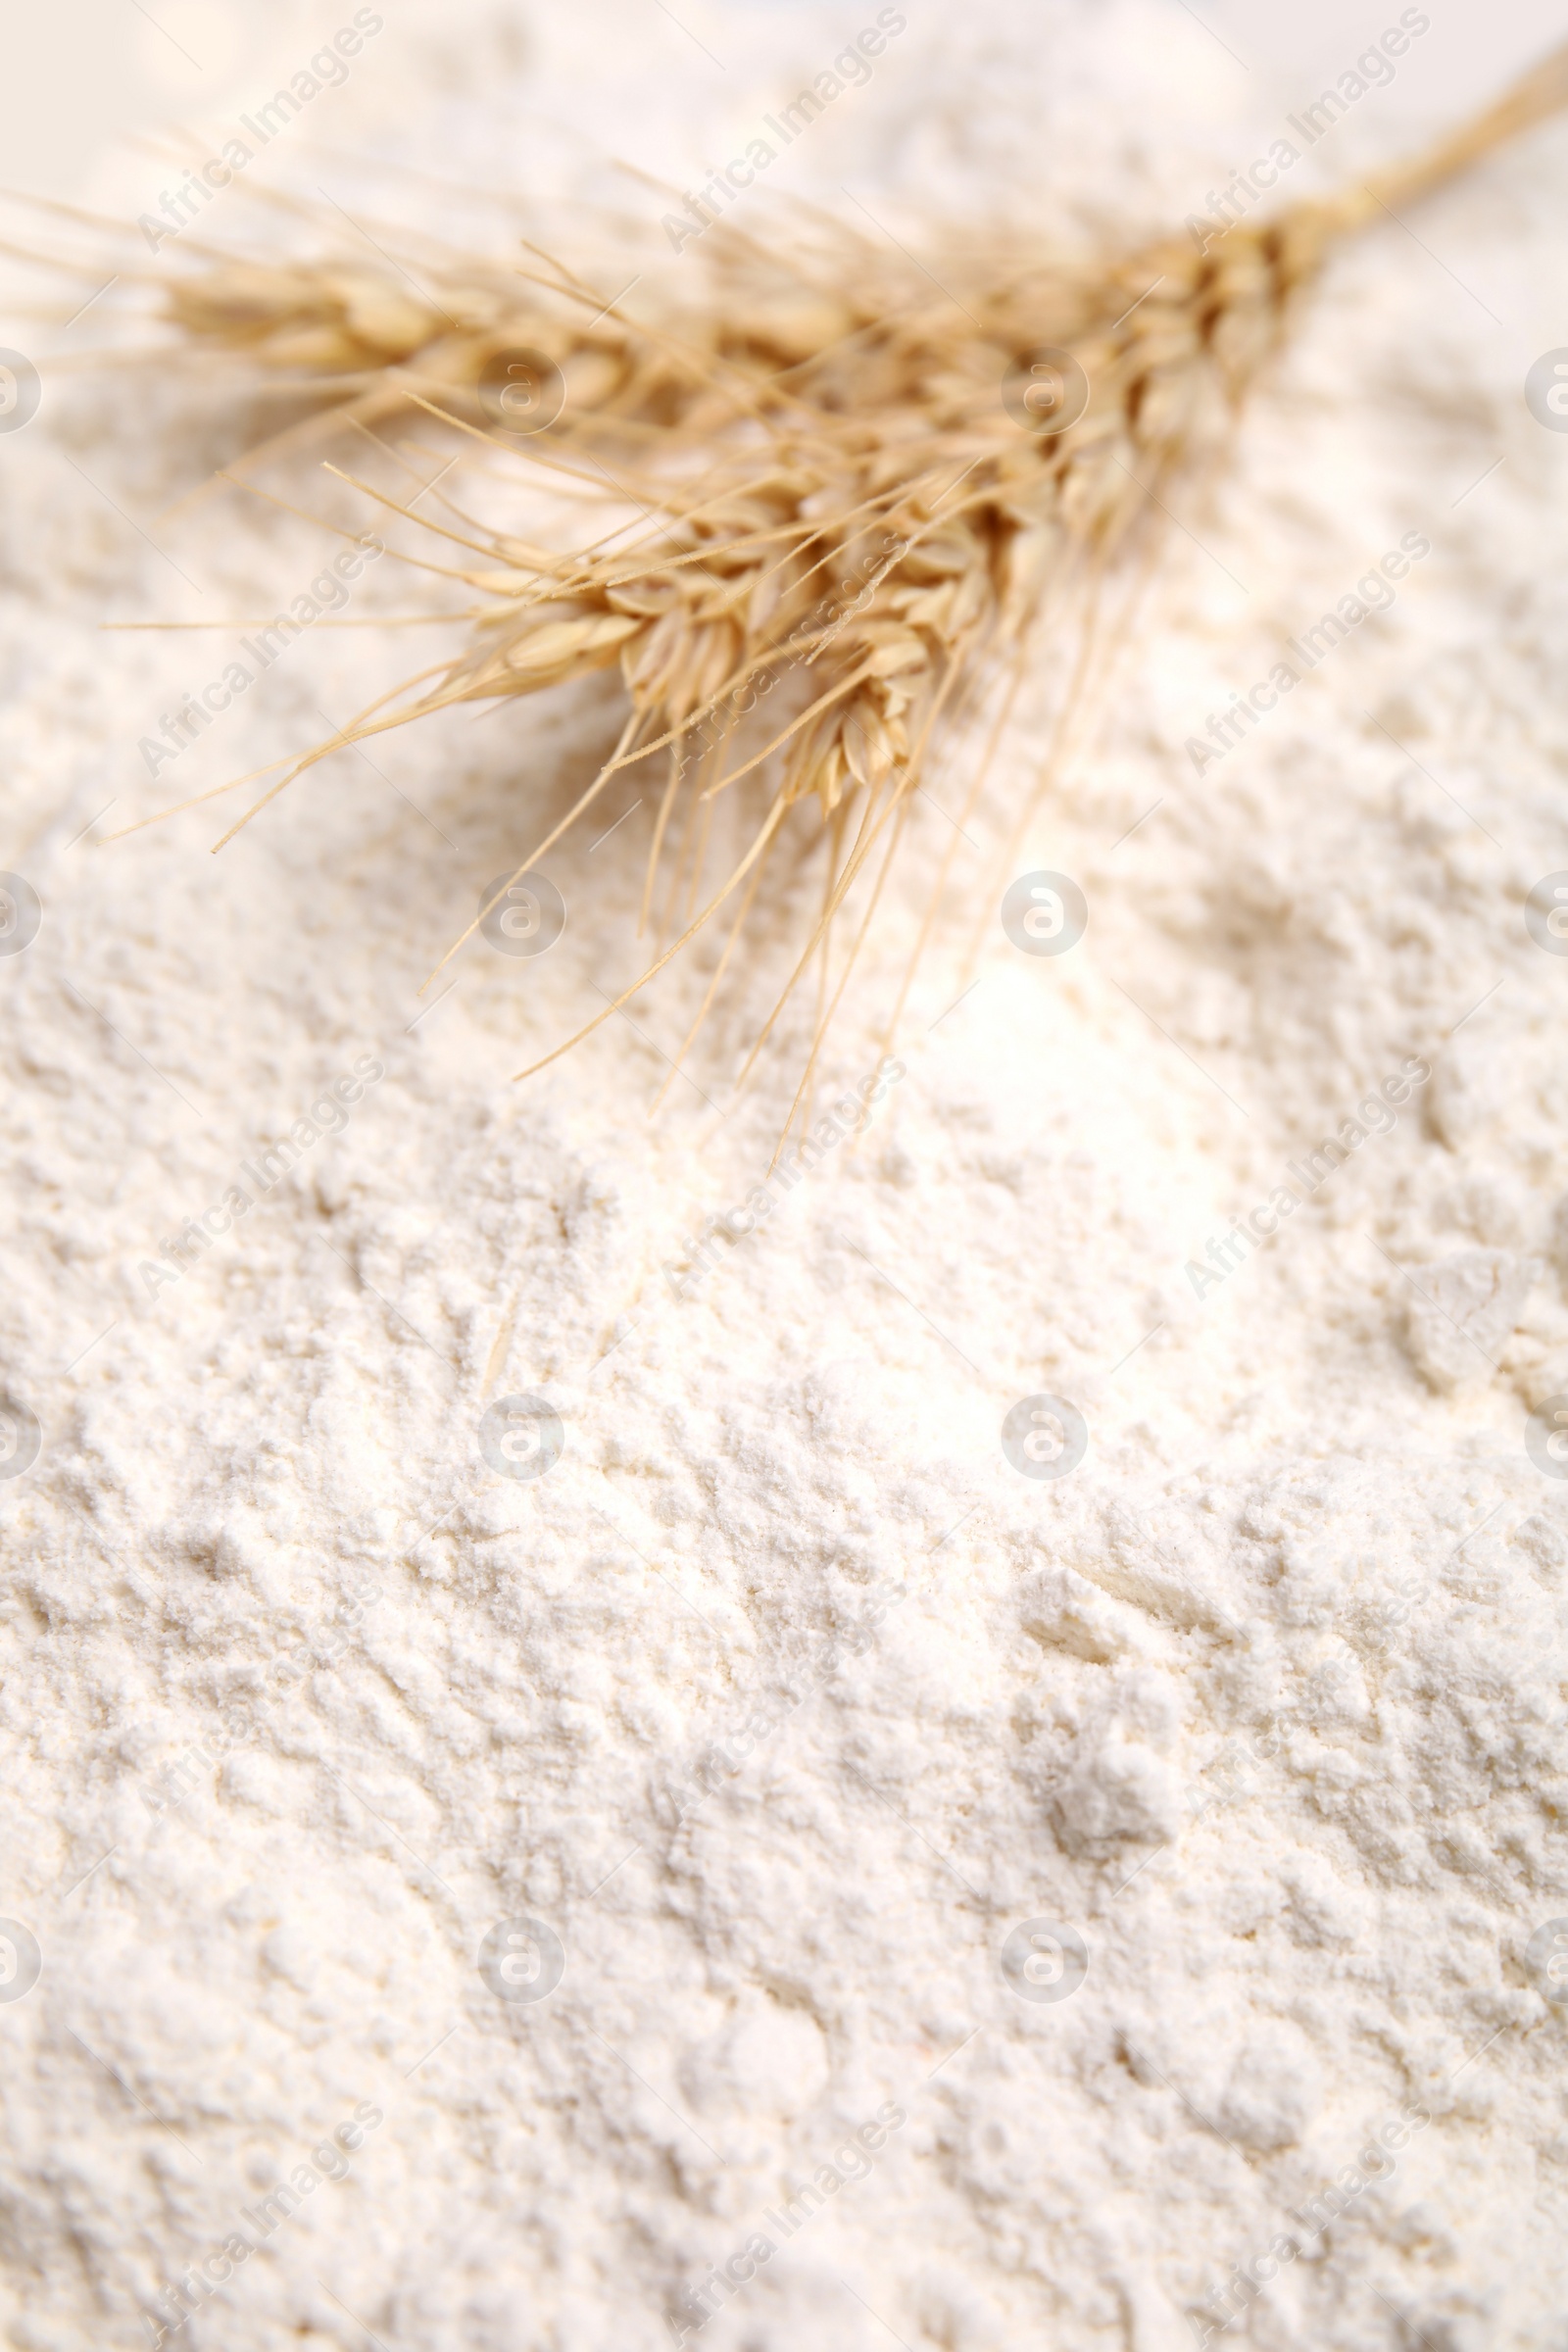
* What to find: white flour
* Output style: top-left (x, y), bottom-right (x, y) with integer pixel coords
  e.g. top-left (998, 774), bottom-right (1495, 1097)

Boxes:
top-left (2, 2), bottom-right (1568, 2347)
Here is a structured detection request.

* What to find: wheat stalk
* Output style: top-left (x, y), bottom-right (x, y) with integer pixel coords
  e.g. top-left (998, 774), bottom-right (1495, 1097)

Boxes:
top-left (130, 40), bottom-right (1568, 1106)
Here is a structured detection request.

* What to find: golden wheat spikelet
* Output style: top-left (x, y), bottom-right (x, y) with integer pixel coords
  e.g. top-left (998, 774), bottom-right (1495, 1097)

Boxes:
top-left (128, 38), bottom-right (1568, 1122)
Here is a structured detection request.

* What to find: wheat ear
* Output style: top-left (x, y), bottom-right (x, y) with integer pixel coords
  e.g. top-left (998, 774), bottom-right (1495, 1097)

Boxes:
top-left (135, 40), bottom-right (1568, 1096)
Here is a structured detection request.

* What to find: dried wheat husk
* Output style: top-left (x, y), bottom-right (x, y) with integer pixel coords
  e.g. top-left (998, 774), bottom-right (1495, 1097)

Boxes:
top-left (129, 38), bottom-right (1568, 1107)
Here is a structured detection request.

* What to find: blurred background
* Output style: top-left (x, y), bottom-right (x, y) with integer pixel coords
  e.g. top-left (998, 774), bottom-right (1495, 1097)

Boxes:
top-left (5, 0), bottom-right (1566, 216)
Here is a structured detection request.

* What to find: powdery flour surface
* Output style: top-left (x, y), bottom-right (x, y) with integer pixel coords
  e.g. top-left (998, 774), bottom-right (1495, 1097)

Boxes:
top-left (2, 3), bottom-right (1568, 2347)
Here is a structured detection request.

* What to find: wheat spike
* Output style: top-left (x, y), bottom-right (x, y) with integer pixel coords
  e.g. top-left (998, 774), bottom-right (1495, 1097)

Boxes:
top-left (135, 39), bottom-right (1568, 1097)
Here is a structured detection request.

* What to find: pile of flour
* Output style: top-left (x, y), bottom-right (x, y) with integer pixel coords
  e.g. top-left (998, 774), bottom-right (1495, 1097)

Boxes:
top-left (2, 1), bottom-right (1567, 2346)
